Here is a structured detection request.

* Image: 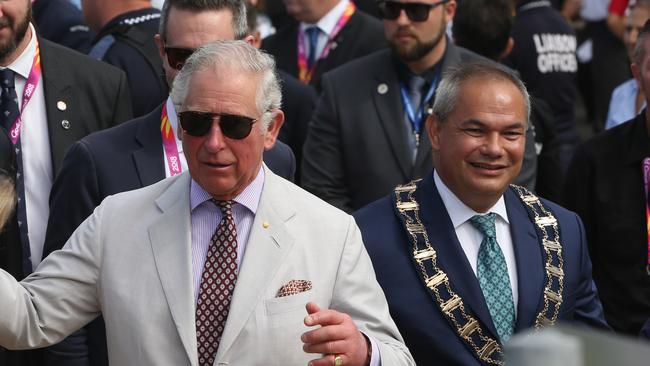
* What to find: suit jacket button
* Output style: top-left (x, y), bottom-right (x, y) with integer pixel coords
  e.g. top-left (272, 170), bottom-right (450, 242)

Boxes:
top-left (61, 120), bottom-right (70, 130)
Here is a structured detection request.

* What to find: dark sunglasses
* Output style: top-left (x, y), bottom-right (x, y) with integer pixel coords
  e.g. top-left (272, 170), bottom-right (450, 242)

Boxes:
top-left (178, 111), bottom-right (260, 140)
top-left (164, 46), bottom-right (195, 70)
top-left (378, 0), bottom-right (449, 22)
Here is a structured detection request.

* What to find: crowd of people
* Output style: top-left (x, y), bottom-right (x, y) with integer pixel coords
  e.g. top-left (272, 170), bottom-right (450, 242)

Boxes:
top-left (0, 0), bottom-right (649, 365)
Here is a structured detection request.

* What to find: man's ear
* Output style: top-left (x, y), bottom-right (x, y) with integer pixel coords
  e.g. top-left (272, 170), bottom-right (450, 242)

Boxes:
top-left (499, 37), bottom-right (514, 61)
top-left (243, 35), bottom-right (256, 46)
top-left (264, 109), bottom-right (285, 150)
top-left (426, 113), bottom-right (442, 150)
top-left (444, 0), bottom-right (457, 23)
top-left (250, 30), bottom-right (263, 49)
top-left (155, 34), bottom-right (166, 62)
top-left (632, 62), bottom-right (642, 89)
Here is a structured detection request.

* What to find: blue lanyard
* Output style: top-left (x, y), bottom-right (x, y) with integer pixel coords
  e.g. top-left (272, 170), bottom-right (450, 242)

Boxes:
top-left (399, 77), bottom-right (438, 145)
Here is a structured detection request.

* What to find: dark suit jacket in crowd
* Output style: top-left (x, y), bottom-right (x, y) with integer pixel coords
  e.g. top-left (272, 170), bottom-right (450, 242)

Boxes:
top-left (261, 8), bottom-right (386, 91)
top-left (40, 103), bottom-right (296, 366)
top-left (301, 44), bottom-right (515, 213)
top-left (564, 111), bottom-right (650, 335)
top-left (354, 172), bottom-right (609, 365)
top-left (0, 36), bottom-right (132, 366)
top-left (276, 70), bottom-right (317, 182)
top-left (0, 37), bottom-right (132, 280)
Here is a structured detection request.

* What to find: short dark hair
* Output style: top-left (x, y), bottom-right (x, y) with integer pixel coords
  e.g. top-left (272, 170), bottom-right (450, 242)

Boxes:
top-left (159, 0), bottom-right (248, 40)
top-left (453, 0), bottom-right (513, 61)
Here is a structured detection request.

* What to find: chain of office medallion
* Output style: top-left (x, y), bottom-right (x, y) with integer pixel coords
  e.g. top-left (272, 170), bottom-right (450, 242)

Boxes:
top-left (510, 185), bottom-right (564, 329)
top-left (395, 181), bottom-right (504, 365)
top-left (394, 182), bottom-right (565, 365)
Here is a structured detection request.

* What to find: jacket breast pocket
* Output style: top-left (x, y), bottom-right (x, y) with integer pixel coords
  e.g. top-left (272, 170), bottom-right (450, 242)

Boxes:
top-left (265, 288), bottom-right (318, 316)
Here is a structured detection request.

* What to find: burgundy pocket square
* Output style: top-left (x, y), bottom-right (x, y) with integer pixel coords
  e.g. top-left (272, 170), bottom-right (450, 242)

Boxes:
top-left (276, 279), bottom-right (312, 298)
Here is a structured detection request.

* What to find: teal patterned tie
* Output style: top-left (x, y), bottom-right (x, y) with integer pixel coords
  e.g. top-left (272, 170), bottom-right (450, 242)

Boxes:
top-left (470, 213), bottom-right (515, 342)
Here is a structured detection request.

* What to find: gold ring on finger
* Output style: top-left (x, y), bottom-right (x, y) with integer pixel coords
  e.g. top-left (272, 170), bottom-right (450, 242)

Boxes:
top-left (334, 355), bottom-right (343, 366)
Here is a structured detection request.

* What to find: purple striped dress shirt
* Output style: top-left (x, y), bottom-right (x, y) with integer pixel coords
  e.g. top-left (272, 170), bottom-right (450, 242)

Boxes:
top-left (189, 166), bottom-right (264, 302)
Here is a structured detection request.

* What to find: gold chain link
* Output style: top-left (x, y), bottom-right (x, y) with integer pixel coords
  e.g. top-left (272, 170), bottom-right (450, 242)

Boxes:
top-left (394, 182), bottom-right (565, 365)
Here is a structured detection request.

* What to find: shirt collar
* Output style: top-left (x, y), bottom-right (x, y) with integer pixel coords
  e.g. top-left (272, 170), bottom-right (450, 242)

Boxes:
top-left (300, 0), bottom-right (349, 36)
top-left (190, 165), bottom-right (265, 215)
top-left (5, 23), bottom-right (37, 79)
top-left (433, 170), bottom-right (509, 229)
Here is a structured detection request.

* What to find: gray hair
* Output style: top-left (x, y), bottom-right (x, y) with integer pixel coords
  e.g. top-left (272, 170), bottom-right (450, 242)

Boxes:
top-left (0, 175), bottom-right (15, 231)
top-left (159, 0), bottom-right (249, 40)
top-left (171, 40), bottom-right (282, 130)
top-left (432, 61), bottom-right (531, 123)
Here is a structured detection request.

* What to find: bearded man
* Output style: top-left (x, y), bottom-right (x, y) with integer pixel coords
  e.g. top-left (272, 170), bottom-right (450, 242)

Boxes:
top-left (301, 0), bottom-right (535, 213)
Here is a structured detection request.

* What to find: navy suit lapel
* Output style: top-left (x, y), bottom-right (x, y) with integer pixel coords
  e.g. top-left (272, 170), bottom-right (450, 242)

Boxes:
top-left (415, 174), bottom-right (499, 338)
top-left (40, 38), bottom-right (76, 174)
top-left (504, 188), bottom-right (544, 330)
top-left (133, 104), bottom-right (166, 187)
top-left (372, 51), bottom-right (411, 179)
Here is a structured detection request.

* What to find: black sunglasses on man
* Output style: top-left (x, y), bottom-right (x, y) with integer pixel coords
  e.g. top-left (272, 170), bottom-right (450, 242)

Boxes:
top-left (378, 0), bottom-right (450, 22)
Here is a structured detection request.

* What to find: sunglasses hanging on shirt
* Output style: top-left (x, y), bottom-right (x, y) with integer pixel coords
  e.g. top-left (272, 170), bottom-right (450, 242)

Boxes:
top-left (378, 0), bottom-right (450, 22)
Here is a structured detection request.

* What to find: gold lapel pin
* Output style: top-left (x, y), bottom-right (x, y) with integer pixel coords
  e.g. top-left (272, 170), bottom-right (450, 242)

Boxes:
top-left (262, 222), bottom-right (270, 229)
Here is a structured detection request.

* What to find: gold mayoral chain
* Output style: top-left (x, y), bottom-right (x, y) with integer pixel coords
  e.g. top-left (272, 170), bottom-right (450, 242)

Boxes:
top-left (393, 181), bottom-right (565, 365)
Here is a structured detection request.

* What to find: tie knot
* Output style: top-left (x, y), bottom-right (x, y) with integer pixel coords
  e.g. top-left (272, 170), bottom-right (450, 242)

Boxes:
top-left (305, 26), bottom-right (321, 39)
top-left (470, 213), bottom-right (497, 239)
top-left (211, 199), bottom-right (234, 216)
top-left (0, 69), bottom-right (15, 89)
top-left (408, 75), bottom-right (426, 95)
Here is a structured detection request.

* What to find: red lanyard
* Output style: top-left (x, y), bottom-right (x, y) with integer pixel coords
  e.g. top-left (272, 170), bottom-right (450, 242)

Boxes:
top-left (297, 1), bottom-right (355, 83)
top-left (160, 103), bottom-right (182, 176)
top-left (643, 158), bottom-right (650, 275)
top-left (7, 43), bottom-right (42, 145)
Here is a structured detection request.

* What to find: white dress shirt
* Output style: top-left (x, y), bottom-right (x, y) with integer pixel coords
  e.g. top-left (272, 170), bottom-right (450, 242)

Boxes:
top-left (434, 171), bottom-right (519, 313)
top-left (162, 97), bottom-right (188, 178)
top-left (6, 24), bottom-right (50, 271)
top-left (299, 0), bottom-right (349, 61)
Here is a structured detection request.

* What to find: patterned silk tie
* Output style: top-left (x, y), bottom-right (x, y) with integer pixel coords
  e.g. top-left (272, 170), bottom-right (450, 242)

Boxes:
top-left (0, 68), bottom-right (32, 275)
top-left (305, 26), bottom-right (321, 69)
top-left (470, 213), bottom-right (515, 342)
top-left (196, 200), bottom-right (239, 366)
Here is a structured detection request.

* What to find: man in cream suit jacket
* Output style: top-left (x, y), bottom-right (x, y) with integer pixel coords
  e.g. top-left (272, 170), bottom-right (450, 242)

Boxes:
top-left (0, 41), bottom-right (413, 366)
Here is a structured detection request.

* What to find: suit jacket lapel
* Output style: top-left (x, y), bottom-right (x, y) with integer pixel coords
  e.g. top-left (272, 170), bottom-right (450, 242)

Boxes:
top-left (372, 51), bottom-right (411, 179)
top-left (416, 174), bottom-right (499, 338)
top-left (216, 168), bottom-right (296, 360)
top-left (133, 104), bottom-right (166, 187)
top-left (40, 38), bottom-right (76, 174)
top-left (505, 189), bottom-right (545, 331)
top-left (148, 173), bottom-right (198, 366)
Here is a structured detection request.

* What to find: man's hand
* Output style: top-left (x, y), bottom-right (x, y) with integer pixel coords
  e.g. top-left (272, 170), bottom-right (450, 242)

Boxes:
top-left (301, 302), bottom-right (370, 366)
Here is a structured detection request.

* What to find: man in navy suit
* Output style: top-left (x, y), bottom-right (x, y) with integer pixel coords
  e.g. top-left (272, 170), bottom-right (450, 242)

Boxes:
top-left (354, 62), bottom-right (609, 365)
top-left (41, 1), bottom-right (295, 365)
